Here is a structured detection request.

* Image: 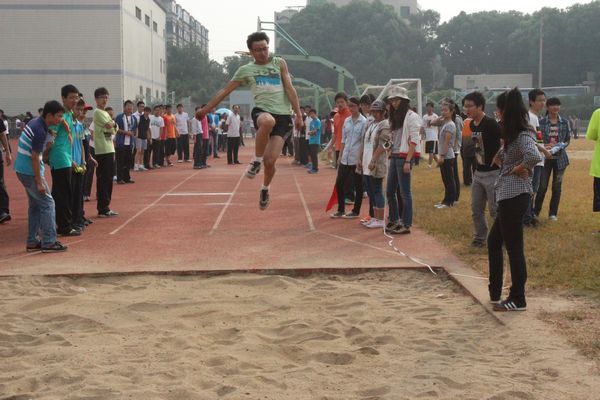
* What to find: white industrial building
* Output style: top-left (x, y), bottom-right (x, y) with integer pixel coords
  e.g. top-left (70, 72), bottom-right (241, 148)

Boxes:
top-left (0, 0), bottom-right (167, 116)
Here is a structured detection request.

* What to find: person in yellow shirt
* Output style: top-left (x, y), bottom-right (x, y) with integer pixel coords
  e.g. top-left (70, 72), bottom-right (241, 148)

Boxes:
top-left (586, 108), bottom-right (600, 234)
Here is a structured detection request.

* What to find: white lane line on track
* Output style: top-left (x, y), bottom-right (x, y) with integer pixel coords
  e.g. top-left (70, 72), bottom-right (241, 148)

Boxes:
top-left (109, 171), bottom-right (201, 235)
top-left (166, 192), bottom-right (232, 196)
top-left (209, 170), bottom-right (247, 235)
top-left (293, 174), bottom-right (316, 231)
top-left (317, 231), bottom-right (408, 258)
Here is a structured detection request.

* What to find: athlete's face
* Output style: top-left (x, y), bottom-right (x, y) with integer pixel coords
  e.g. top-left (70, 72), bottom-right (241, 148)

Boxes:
top-left (250, 40), bottom-right (269, 64)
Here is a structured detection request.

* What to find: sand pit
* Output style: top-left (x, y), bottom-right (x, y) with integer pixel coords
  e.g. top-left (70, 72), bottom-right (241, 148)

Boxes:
top-left (1, 271), bottom-right (598, 400)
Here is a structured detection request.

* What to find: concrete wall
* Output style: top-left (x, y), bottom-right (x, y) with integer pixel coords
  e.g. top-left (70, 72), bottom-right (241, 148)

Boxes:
top-left (122, 0), bottom-right (167, 105)
top-left (454, 74), bottom-right (533, 91)
top-left (0, 0), bottom-right (123, 114)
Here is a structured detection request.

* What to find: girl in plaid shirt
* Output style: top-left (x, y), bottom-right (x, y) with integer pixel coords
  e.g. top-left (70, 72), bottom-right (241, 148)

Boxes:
top-left (488, 88), bottom-right (543, 312)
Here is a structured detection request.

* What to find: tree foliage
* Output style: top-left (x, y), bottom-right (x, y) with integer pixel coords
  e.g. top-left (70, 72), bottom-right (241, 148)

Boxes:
top-left (166, 44), bottom-right (227, 104)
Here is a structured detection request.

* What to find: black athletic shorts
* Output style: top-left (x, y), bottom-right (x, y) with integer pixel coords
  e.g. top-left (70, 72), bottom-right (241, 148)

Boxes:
top-left (425, 140), bottom-right (438, 154)
top-left (251, 107), bottom-right (293, 140)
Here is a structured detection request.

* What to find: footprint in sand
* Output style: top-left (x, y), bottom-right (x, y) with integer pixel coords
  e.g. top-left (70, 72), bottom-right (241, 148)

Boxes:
top-left (312, 352), bottom-right (355, 365)
top-left (355, 385), bottom-right (391, 397)
top-left (215, 385), bottom-right (237, 397)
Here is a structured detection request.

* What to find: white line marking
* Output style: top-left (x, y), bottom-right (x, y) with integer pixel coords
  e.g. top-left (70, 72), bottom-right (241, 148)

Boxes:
top-left (166, 192), bottom-right (232, 196)
top-left (293, 175), bottom-right (316, 231)
top-left (317, 231), bottom-right (406, 258)
top-left (450, 273), bottom-right (489, 281)
top-left (209, 170), bottom-right (246, 235)
top-left (0, 239), bottom-right (86, 264)
top-left (109, 171), bottom-right (201, 235)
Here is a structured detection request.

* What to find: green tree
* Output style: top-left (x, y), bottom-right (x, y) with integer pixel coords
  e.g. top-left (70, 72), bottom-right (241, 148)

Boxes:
top-left (166, 44), bottom-right (227, 104)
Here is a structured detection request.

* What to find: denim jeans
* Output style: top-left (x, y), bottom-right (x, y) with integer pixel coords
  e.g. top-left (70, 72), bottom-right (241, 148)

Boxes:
top-left (471, 170), bottom-right (499, 242)
top-left (387, 157), bottom-right (413, 227)
top-left (440, 158), bottom-right (456, 206)
top-left (363, 175), bottom-right (384, 209)
top-left (488, 193), bottom-right (530, 304)
top-left (16, 172), bottom-right (57, 247)
top-left (524, 165), bottom-right (543, 224)
top-left (534, 159), bottom-right (565, 217)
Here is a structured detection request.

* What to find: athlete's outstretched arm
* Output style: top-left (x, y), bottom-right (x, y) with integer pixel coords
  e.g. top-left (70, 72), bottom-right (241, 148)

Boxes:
top-left (196, 81), bottom-right (242, 119)
top-left (279, 58), bottom-right (303, 130)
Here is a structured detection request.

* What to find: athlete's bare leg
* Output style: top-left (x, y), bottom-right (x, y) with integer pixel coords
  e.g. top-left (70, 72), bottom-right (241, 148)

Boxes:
top-left (255, 113), bottom-right (276, 158)
top-left (262, 136), bottom-right (285, 187)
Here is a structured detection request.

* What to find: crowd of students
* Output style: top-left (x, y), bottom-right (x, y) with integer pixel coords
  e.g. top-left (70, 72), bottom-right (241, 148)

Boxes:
top-left (0, 84), bottom-right (249, 252)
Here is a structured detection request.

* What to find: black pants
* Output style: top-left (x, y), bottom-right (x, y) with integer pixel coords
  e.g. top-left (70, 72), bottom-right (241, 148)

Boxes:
top-left (488, 193), bottom-right (530, 304)
top-left (227, 137), bottom-right (240, 164)
top-left (51, 167), bottom-right (73, 233)
top-left (594, 177), bottom-right (600, 213)
top-left (299, 138), bottom-right (309, 165)
top-left (0, 160), bottom-right (9, 214)
top-left (452, 154), bottom-right (461, 201)
top-left (462, 155), bottom-right (476, 186)
top-left (96, 153), bottom-right (114, 214)
top-left (282, 135), bottom-right (294, 156)
top-left (210, 131), bottom-right (218, 156)
top-left (534, 159), bottom-right (565, 217)
top-left (116, 146), bottom-right (132, 182)
top-left (308, 143), bottom-right (319, 171)
top-left (194, 138), bottom-right (209, 166)
top-left (440, 158), bottom-right (457, 206)
top-left (144, 145), bottom-right (151, 168)
top-left (218, 135), bottom-right (226, 151)
top-left (83, 147), bottom-right (95, 198)
top-left (336, 164), bottom-right (363, 214)
top-left (71, 171), bottom-right (84, 227)
top-left (177, 134), bottom-right (190, 161)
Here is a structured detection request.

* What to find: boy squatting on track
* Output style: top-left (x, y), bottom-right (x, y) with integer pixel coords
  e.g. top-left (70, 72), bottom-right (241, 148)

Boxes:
top-left (196, 32), bottom-right (303, 210)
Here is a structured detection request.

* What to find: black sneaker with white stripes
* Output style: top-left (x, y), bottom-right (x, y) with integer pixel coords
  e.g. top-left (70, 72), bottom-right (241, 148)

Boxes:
top-left (493, 298), bottom-right (527, 312)
top-left (259, 188), bottom-right (270, 210)
top-left (246, 161), bottom-right (261, 179)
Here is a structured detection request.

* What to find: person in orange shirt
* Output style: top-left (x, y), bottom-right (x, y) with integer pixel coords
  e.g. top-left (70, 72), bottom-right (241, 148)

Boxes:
top-left (332, 92), bottom-right (352, 167)
top-left (163, 104), bottom-right (178, 166)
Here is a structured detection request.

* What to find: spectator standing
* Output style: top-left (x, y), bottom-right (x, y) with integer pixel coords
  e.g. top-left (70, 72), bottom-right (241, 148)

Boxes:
top-left (421, 102), bottom-right (439, 168)
top-left (534, 97), bottom-right (571, 221)
top-left (307, 108), bottom-right (321, 174)
top-left (463, 91), bottom-right (502, 247)
top-left (0, 113), bottom-right (11, 224)
top-left (14, 101), bottom-right (68, 252)
top-left (71, 100), bottom-right (88, 231)
top-left (331, 97), bottom-right (366, 219)
top-left (163, 105), bottom-right (178, 166)
top-left (435, 103), bottom-right (457, 209)
top-left (149, 105), bottom-right (165, 168)
top-left (175, 104), bottom-right (190, 162)
top-left (488, 88), bottom-right (543, 312)
top-left (115, 100), bottom-right (137, 184)
top-left (48, 84), bottom-right (80, 236)
top-left (135, 107), bottom-right (151, 171)
top-left (586, 108), bottom-right (600, 235)
top-left (226, 105), bottom-right (242, 165)
top-left (92, 87), bottom-right (118, 218)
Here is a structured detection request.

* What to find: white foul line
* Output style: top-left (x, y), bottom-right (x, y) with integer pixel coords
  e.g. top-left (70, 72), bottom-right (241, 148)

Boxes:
top-left (109, 171), bottom-right (201, 235)
top-left (293, 175), bottom-right (316, 231)
top-left (317, 231), bottom-right (404, 257)
top-left (209, 170), bottom-right (247, 235)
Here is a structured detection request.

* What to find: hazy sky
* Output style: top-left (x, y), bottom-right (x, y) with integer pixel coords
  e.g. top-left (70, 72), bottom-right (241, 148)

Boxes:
top-left (176, 0), bottom-right (591, 63)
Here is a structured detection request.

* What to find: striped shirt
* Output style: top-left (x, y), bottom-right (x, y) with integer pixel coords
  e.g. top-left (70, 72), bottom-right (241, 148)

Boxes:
top-left (14, 117), bottom-right (49, 176)
top-left (495, 131), bottom-right (544, 202)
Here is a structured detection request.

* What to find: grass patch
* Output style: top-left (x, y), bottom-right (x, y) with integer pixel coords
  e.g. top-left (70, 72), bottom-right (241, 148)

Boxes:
top-left (410, 142), bottom-right (600, 295)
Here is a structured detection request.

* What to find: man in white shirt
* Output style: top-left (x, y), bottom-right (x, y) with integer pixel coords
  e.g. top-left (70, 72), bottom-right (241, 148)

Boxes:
top-left (175, 104), bottom-right (191, 163)
top-left (149, 105), bottom-right (165, 168)
top-left (226, 105), bottom-right (242, 164)
top-left (421, 102), bottom-right (439, 168)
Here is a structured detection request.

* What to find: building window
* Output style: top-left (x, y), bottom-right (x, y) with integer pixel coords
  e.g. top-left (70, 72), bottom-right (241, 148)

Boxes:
top-left (166, 21), bottom-right (173, 33)
top-left (153, 21), bottom-right (158, 32)
top-left (156, 90), bottom-right (159, 100)
top-left (400, 6), bottom-right (410, 18)
top-left (160, 58), bottom-right (163, 73)
top-left (145, 14), bottom-right (150, 26)
top-left (135, 7), bottom-right (141, 20)
top-left (139, 86), bottom-right (143, 95)
top-left (162, 92), bottom-right (166, 101)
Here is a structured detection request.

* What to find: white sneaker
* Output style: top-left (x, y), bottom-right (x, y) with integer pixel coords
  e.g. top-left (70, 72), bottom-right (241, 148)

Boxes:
top-left (549, 215), bottom-right (558, 221)
top-left (436, 204), bottom-right (450, 209)
top-left (177, 160), bottom-right (183, 163)
top-left (139, 166), bottom-right (147, 171)
top-left (134, 165), bottom-right (140, 171)
top-left (366, 219), bottom-right (385, 229)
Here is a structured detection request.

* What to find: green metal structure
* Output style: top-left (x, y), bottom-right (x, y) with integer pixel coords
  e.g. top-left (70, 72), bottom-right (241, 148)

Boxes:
top-left (292, 77), bottom-right (333, 111)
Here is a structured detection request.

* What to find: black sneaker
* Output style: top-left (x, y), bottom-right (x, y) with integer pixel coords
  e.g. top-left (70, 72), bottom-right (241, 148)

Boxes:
top-left (259, 189), bottom-right (269, 210)
top-left (246, 161), bottom-right (261, 179)
top-left (394, 226), bottom-right (411, 235)
top-left (330, 211), bottom-right (344, 219)
top-left (0, 212), bottom-right (11, 224)
top-left (58, 228), bottom-right (82, 237)
top-left (26, 242), bottom-right (42, 253)
top-left (98, 210), bottom-right (119, 218)
top-left (342, 211), bottom-right (359, 219)
top-left (42, 241), bottom-right (68, 253)
top-left (471, 239), bottom-right (485, 248)
top-left (493, 299), bottom-right (527, 312)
